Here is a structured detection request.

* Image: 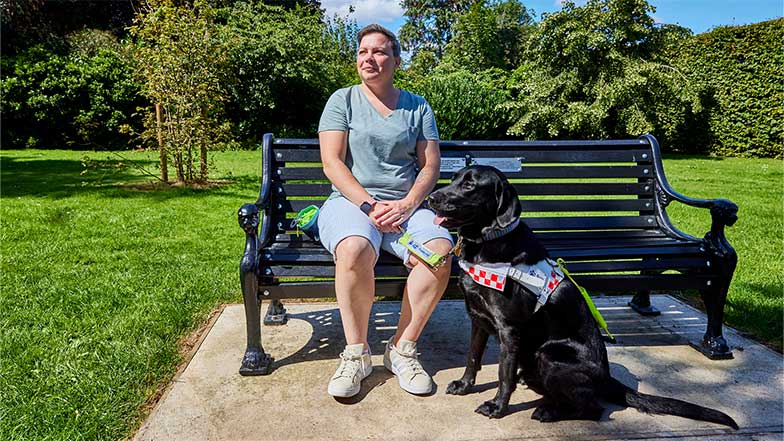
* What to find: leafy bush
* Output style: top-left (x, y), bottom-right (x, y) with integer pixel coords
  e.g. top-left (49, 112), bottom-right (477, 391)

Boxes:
top-left (673, 19), bottom-right (783, 158)
top-left (441, 0), bottom-right (534, 72)
top-left (221, 3), bottom-right (358, 141)
top-left (1, 30), bottom-right (143, 149)
top-left (502, 0), bottom-right (703, 150)
top-left (405, 68), bottom-right (511, 140)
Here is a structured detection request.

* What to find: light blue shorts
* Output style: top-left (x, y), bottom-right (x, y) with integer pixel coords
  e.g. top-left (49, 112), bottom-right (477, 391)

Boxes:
top-left (317, 196), bottom-right (453, 263)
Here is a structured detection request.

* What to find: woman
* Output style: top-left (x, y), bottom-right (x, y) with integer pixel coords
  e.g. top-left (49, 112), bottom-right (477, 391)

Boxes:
top-left (317, 24), bottom-right (453, 398)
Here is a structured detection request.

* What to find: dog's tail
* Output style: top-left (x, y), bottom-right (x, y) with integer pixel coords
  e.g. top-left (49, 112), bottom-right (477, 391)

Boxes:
top-left (606, 377), bottom-right (738, 429)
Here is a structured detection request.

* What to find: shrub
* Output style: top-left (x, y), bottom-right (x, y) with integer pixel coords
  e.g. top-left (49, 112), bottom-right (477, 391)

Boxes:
top-left (221, 3), bottom-right (358, 141)
top-left (673, 19), bottom-right (784, 158)
top-left (0, 30), bottom-right (143, 149)
top-left (503, 0), bottom-right (703, 150)
top-left (406, 68), bottom-right (511, 140)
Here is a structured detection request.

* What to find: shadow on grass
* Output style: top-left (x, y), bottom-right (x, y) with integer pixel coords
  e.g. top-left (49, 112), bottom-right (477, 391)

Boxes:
top-left (0, 155), bottom-right (260, 201)
top-left (675, 286), bottom-right (783, 352)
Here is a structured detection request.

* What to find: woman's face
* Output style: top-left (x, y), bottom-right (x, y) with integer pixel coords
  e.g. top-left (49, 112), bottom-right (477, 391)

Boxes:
top-left (357, 32), bottom-right (400, 86)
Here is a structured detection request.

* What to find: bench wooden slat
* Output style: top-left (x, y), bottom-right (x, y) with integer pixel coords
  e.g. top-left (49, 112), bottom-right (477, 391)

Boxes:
top-left (277, 165), bottom-right (656, 181)
top-left (266, 237), bottom-right (686, 256)
top-left (262, 241), bottom-right (703, 264)
top-left (268, 257), bottom-right (707, 278)
top-left (273, 149), bottom-right (654, 164)
top-left (546, 237), bottom-right (691, 250)
top-left (272, 138), bottom-right (650, 148)
top-left (520, 216), bottom-right (658, 230)
top-left (268, 215), bottom-right (658, 235)
top-left (279, 198), bottom-right (655, 213)
top-left (271, 229), bottom-right (669, 245)
top-left (259, 273), bottom-right (712, 299)
top-left (278, 182), bottom-right (655, 196)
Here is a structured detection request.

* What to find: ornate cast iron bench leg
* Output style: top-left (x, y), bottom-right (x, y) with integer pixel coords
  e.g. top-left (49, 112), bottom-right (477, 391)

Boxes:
top-left (238, 204), bottom-right (273, 375)
top-left (692, 201), bottom-right (738, 360)
top-left (629, 264), bottom-right (662, 316)
top-left (264, 299), bottom-right (288, 326)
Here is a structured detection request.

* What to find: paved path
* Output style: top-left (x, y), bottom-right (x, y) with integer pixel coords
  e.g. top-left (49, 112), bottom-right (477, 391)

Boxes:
top-left (135, 296), bottom-right (783, 440)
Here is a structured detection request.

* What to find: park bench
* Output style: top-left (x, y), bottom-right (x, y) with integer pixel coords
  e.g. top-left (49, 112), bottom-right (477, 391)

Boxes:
top-left (237, 133), bottom-right (739, 376)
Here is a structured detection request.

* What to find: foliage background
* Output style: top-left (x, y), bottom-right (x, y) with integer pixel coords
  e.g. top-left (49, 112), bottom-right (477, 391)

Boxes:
top-left (671, 18), bottom-right (784, 157)
top-left (1, 0), bottom-right (781, 158)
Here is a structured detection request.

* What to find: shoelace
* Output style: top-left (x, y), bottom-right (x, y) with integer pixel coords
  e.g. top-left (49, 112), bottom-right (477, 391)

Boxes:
top-left (335, 351), bottom-right (362, 378)
top-left (395, 347), bottom-right (425, 376)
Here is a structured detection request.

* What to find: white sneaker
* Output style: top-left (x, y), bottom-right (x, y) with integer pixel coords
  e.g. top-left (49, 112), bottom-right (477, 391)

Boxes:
top-left (384, 339), bottom-right (433, 395)
top-left (327, 344), bottom-right (373, 398)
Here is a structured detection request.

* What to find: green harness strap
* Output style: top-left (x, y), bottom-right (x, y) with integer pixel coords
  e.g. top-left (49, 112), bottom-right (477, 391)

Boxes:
top-left (556, 258), bottom-right (616, 343)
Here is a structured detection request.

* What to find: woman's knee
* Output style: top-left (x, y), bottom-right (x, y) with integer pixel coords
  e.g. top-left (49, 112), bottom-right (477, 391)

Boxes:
top-left (424, 237), bottom-right (453, 256)
top-left (424, 238), bottom-right (454, 277)
top-left (335, 236), bottom-right (376, 267)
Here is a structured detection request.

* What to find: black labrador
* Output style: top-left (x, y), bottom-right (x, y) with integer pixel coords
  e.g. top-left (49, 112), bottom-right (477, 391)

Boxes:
top-left (428, 165), bottom-right (737, 428)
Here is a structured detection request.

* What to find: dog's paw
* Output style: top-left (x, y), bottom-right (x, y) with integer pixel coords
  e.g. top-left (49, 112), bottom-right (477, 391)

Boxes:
top-left (446, 379), bottom-right (472, 395)
top-left (475, 400), bottom-right (506, 418)
top-left (531, 405), bottom-right (560, 422)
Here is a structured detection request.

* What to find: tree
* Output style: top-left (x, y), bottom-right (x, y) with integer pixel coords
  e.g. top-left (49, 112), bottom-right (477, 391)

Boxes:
top-left (0, 30), bottom-right (143, 149)
top-left (220, 3), bottom-right (357, 141)
top-left (1, 0), bottom-right (138, 55)
top-left (399, 0), bottom-right (476, 59)
top-left (131, 1), bottom-right (231, 183)
top-left (503, 0), bottom-right (702, 145)
top-left (441, 0), bottom-right (534, 71)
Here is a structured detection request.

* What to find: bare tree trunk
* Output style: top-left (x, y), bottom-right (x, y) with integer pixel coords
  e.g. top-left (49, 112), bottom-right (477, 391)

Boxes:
top-left (176, 150), bottom-right (184, 182)
top-left (156, 103), bottom-right (168, 183)
top-left (200, 107), bottom-right (208, 182)
top-left (186, 145), bottom-right (193, 182)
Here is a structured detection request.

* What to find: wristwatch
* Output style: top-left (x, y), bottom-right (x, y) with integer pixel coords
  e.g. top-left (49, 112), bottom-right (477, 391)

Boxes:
top-left (359, 200), bottom-right (376, 215)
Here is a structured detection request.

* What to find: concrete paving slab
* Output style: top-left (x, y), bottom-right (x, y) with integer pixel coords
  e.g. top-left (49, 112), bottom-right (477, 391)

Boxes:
top-left (135, 295), bottom-right (783, 441)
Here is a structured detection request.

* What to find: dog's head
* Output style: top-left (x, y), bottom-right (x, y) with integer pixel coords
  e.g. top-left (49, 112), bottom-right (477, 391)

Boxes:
top-left (429, 165), bottom-right (521, 237)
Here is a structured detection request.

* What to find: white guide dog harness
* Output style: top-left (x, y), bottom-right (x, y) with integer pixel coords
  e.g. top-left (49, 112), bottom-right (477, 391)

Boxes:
top-left (458, 258), bottom-right (564, 312)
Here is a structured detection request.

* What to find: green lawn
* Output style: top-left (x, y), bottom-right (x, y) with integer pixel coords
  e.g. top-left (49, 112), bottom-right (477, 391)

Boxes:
top-left (1, 149), bottom-right (781, 440)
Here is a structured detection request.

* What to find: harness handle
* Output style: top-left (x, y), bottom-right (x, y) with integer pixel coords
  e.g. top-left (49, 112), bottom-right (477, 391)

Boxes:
top-left (556, 258), bottom-right (616, 344)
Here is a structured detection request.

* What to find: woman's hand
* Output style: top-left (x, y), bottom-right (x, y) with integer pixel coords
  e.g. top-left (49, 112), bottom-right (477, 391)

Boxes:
top-left (371, 199), bottom-right (416, 233)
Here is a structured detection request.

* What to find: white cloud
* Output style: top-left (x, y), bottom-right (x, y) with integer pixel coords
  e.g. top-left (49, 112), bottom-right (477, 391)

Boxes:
top-left (321, 0), bottom-right (404, 29)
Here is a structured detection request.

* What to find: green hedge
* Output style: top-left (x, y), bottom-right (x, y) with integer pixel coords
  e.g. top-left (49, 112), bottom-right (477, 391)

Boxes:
top-left (675, 19), bottom-right (783, 157)
top-left (0, 31), bottom-right (143, 150)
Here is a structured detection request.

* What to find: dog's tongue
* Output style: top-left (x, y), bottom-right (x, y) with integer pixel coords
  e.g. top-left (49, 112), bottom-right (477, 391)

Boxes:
top-left (433, 215), bottom-right (446, 226)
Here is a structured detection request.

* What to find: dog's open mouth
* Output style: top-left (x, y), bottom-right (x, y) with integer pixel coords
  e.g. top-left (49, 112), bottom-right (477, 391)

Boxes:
top-left (433, 215), bottom-right (447, 226)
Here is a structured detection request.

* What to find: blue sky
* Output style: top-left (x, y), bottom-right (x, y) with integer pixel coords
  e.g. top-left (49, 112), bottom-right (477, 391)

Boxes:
top-left (321, 0), bottom-right (783, 36)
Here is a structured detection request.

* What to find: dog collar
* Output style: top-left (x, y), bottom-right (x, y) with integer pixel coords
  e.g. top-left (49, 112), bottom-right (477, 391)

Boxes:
top-left (458, 258), bottom-right (564, 312)
top-left (461, 219), bottom-right (520, 244)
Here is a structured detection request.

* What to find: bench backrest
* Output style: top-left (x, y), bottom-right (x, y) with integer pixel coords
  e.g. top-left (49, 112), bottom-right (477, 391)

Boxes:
top-left (261, 134), bottom-right (668, 240)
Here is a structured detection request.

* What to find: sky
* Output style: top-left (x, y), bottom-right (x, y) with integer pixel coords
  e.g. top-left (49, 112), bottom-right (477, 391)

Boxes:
top-left (320, 0), bottom-right (783, 36)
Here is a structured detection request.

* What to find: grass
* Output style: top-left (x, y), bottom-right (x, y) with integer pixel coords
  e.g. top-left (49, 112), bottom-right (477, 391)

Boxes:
top-left (1, 149), bottom-right (781, 440)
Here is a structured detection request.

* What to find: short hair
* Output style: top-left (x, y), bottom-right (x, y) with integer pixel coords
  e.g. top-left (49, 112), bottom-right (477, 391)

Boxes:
top-left (357, 24), bottom-right (401, 58)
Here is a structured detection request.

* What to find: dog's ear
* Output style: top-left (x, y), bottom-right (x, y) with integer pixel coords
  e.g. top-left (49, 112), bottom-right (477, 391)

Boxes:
top-left (494, 176), bottom-right (521, 229)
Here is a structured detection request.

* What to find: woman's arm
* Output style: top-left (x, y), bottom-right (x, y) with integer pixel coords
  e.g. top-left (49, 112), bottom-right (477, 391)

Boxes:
top-left (375, 139), bottom-right (440, 228)
top-left (407, 139), bottom-right (441, 207)
top-left (319, 130), bottom-right (375, 207)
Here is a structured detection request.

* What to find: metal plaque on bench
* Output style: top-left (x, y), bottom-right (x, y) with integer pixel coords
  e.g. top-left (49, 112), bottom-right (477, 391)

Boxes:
top-left (472, 157), bottom-right (522, 172)
top-left (440, 157), bottom-right (467, 173)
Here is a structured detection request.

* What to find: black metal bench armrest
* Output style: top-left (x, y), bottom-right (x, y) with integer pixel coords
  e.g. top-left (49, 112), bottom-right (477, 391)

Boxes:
top-left (238, 134), bottom-right (277, 277)
top-left (238, 203), bottom-right (260, 275)
top-left (641, 134), bottom-right (738, 240)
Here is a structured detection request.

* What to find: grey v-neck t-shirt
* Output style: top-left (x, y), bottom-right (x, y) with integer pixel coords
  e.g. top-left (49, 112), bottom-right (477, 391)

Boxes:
top-left (318, 85), bottom-right (439, 201)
